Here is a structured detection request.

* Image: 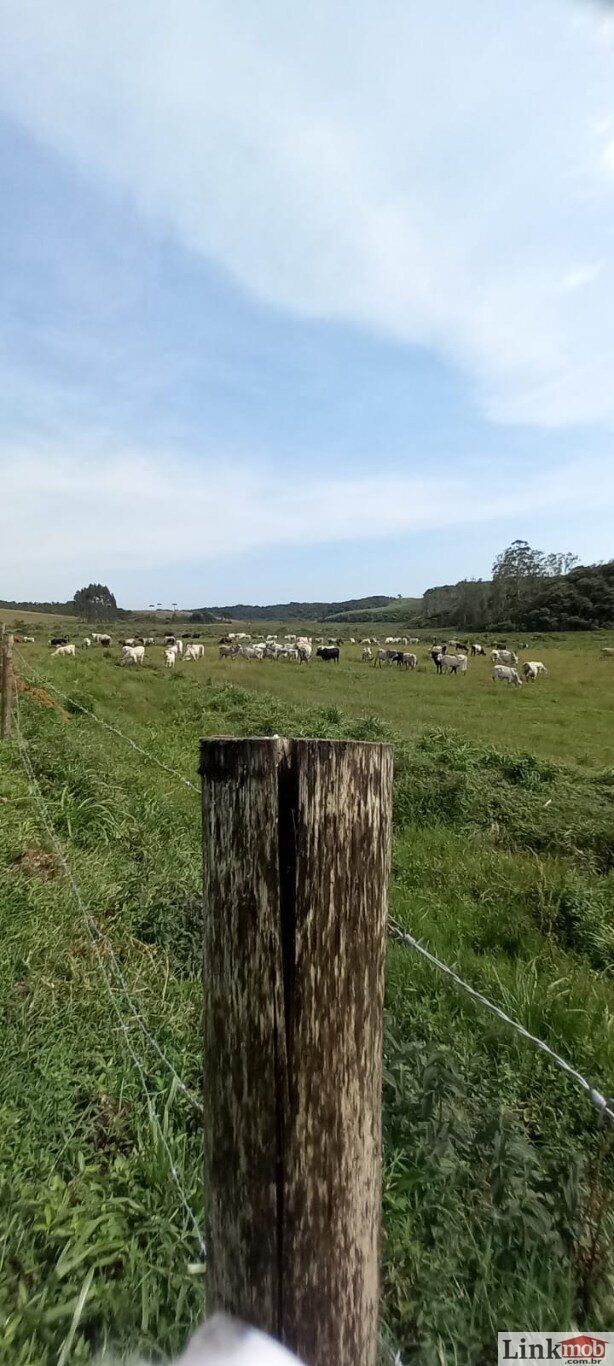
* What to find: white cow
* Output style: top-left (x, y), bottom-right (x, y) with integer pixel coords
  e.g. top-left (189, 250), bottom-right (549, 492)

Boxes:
top-left (121, 645), bottom-right (145, 665)
top-left (82, 637), bottom-right (91, 649)
top-left (92, 633), bottom-right (112, 646)
top-left (164, 648), bottom-right (177, 668)
top-left (53, 643), bottom-right (76, 657)
top-left (440, 653), bottom-right (467, 675)
top-left (523, 660), bottom-right (547, 681)
top-left (184, 643), bottom-right (205, 661)
top-left (297, 643), bottom-right (312, 664)
top-left (362, 646), bottom-right (373, 662)
top-left (491, 649), bottom-right (518, 666)
top-left (21, 635), bottom-right (35, 643)
top-left (174, 639), bottom-right (184, 655)
top-left (492, 664), bottom-right (522, 686)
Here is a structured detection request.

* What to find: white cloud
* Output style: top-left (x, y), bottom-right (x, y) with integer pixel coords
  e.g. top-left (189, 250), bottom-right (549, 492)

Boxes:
top-left (2, 1), bottom-right (614, 426)
top-left (3, 444), bottom-right (613, 596)
top-left (561, 262), bottom-right (604, 291)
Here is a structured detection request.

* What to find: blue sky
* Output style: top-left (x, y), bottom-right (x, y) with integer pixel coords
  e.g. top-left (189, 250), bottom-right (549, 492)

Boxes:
top-left (2, 0), bottom-right (614, 607)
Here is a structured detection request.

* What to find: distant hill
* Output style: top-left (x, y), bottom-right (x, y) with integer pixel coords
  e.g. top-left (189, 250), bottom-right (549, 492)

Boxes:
top-left (201, 595), bottom-right (397, 622)
top-left (0, 598), bottom-right (75, 615)
top-left (327, 596), bottom-right (422, 623)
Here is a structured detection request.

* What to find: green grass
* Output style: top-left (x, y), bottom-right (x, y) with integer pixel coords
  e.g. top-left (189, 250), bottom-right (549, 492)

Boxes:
top-left (1, 622), bottom-right (614, 1362)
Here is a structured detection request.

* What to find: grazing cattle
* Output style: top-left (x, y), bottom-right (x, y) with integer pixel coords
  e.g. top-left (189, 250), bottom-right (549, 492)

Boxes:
top-left (297, 643), bottom-right (312, 664)
top-left (53, 643), bottom-right (76, 657)
top-left (21, 635), bottom-right (35, 643)
top-left (440, 653), bottom-right (467, 675)
top-left (362, 646), bottom-right (373, 662)
top-left (91, 632), bottom-right (111, 647)
top-left (82, 637), bottom-right (91, 649)
top-left (601, 647), bottom-right (614, 658)
top-left (219, 644), bottom-right (233, 659)
top-left (491, 648), bottom-right (518, 667)
top-left (174, 639), bottom-right (184, 655)
top-left (492, 664), bottom-right (522, 686)
top-left (398, 651), bottom-right (417, 670)
top-left (316, 646), bottom-right (340, 663)
top-left (184, 643), bottom-right (205, 661)
top-left (471, 643), bottom-right (485, 656)
top-left (164, 648), bottom-right (177, 668)
top-left (238, 645), bottom-right (263, 660)
top-left (49, 636), bottom-right (69, 647)
top-left (523, 660), bottom-right (547, 681)
top-left (121, 644), bottom-right (145, 666)
top-left (122, 638), bottom-right (136, 647)
top-left (431, 645), bottom-right (445, 673)
top-left (374, 649), bottom-right (396, 667)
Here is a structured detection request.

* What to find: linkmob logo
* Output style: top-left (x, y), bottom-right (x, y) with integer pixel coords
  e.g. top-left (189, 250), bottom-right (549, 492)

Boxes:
top-left (498, 1335), bottom-right (614, 1363)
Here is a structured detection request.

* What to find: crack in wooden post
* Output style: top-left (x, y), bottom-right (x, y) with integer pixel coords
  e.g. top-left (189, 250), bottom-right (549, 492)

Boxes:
top-left (200, 736), bottom-right (394, 1366)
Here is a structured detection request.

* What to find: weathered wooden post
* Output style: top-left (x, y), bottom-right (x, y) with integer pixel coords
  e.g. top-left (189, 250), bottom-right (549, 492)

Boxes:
top-left (1, 632), bottom-right (14, 740)
top-left (200, 736), bottom-right (394, 1366)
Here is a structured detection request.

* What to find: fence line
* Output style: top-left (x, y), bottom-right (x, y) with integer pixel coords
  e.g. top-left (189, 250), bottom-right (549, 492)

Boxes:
top-left (388, 919), bottom-right (614, 1125)
top-left (13, 693), bottom-right (203, 1115)
top-left (15, 653), bottom-right (199, 793)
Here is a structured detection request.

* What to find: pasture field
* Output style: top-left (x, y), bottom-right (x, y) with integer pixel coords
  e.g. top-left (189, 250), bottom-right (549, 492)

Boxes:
top-left (1, 617), bottom-right (614, 1362)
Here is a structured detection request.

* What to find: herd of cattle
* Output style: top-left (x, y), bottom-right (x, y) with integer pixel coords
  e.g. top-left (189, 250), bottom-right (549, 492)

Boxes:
top-left (28, 629), bottom-right (562, 686)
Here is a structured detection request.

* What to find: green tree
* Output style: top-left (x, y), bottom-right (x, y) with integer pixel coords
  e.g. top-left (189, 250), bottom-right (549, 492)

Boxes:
top-left (492, 539), bottom-right (545, 582)
top-left (73, 583), bottom-right (117, 622)
top-left (491, 540), bottom-right (578, 624)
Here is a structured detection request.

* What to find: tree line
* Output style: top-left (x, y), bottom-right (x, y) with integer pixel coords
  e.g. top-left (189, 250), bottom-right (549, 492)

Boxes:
top-left (422, 541), bottom-right (614, 632)
top-left (3, 552), bottom-right (613, 631)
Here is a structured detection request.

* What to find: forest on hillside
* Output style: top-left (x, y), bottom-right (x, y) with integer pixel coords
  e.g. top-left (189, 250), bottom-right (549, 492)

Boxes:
top-left (422, 543), bottom-right (614, 632)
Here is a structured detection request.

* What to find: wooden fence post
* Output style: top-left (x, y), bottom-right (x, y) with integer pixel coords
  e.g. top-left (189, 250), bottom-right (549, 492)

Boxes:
top-left (200, 736), bottom-right (394, 1366)
top-left (1, 633), bottom-right (14, 740)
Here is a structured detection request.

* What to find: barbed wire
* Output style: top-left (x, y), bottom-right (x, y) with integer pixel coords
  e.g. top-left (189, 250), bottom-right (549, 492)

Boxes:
top-left (15, 652), bottom-right (199, 793)
top-left (14, 698), bottom-right (206, 1255)
top-left (13, 692), bottom-right (203, 1115)
top-left (388, 919), bottom-right (614, 1125)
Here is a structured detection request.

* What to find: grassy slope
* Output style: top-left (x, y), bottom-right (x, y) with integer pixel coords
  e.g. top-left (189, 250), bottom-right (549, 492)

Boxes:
top-left (1, 627), bottom-right (613, 1362)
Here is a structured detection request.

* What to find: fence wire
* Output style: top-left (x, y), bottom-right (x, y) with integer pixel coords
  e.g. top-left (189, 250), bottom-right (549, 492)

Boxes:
top-left (389, 919), bottom-right (614, 1125)
top-left (14, 701), bottom-right (206, 1265)
top-left (13, 692), bottom-right (203, 1112)
top-left (15, 652), bottom-right (199, 793)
